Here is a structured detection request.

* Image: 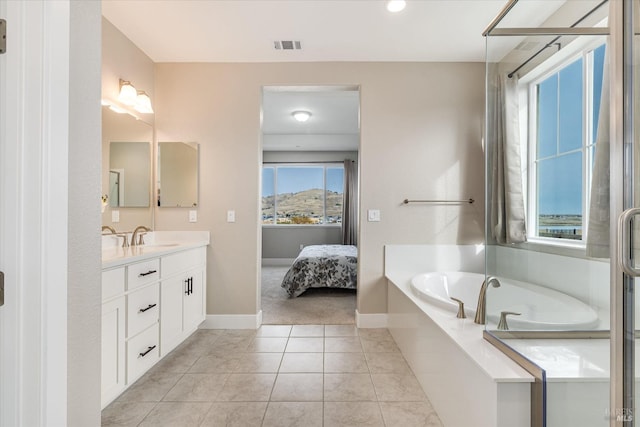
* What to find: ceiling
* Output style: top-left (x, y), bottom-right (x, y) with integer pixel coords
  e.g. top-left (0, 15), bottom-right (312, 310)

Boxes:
top-left (102, 0), bottom-right (510, 63)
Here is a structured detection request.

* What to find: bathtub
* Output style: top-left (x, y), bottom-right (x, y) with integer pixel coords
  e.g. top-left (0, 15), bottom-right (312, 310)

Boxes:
top-left (410, 271), bottom-right (599, 330)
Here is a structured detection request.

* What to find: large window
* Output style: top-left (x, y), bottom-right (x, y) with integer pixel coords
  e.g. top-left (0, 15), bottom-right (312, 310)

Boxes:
top-left (528, 43), bottom-right (605, 242)
top-left (262, 164), bottom-right (344, 225)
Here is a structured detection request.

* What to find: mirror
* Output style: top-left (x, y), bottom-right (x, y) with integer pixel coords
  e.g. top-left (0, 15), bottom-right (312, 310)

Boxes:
top-left (157, 142), bottom-right (199, 207)
top-left (109, 141), bottom-right (151, 207)
top-left (102, 107), bottom-right (153, 228)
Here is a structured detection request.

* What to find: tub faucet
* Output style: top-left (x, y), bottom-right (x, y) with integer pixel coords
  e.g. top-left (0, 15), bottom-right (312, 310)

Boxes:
top-left (131, 226), bottom-right (151, 246)
top-left (474, 276), bottom-right (501, 325)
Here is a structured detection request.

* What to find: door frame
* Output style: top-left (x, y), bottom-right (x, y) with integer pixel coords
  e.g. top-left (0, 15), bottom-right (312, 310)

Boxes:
top-left (0, 1), bottom-right (71, 425)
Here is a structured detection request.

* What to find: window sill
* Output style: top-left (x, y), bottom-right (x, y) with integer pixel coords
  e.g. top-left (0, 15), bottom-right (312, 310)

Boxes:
top-left (504, 237), bottom-right (607, 262)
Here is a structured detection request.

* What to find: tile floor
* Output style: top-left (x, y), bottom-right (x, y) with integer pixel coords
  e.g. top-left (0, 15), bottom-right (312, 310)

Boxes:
top-left (101, 325), bottom-right (443, 427)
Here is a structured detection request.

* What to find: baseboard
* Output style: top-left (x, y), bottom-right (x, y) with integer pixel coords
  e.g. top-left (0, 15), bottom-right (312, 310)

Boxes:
top-left (355, 310), bottom-right (388, 328)
top-left (262, 258), bottom-right (295, 266)
top-left (200, 310), bottom-right (263, 329)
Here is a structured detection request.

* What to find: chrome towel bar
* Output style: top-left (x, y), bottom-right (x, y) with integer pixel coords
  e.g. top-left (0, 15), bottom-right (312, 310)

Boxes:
top-left (402, 198), bottom-right (474, 205)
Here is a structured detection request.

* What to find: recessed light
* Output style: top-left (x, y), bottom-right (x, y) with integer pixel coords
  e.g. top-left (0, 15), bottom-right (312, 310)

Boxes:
top-left (292, 111), bottom-right (311, 122)
top-left (386, 0), bottom-right (406, 12)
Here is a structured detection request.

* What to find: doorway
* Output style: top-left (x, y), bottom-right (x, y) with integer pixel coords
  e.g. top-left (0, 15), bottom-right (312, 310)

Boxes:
top-left (259, 85), bottom-right (360, 324)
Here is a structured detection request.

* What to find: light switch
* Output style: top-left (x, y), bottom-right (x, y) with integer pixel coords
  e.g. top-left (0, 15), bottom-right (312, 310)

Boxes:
top-left (227, 210), bottom-right (236, 223)
top-left (367, 209), bottom-right (381, 222)
top-left (112, 210), bottom-right (120, 223)
top-left (189, 210), bottom-right (197, 223)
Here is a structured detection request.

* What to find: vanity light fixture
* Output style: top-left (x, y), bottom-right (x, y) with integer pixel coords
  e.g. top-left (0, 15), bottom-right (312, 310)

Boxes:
top-left (292, 110), bottom-right (311, 122)
top-left (134, 91), bottom-right (154, 114)
top-left (386, 0), bottom-right (406, 12)
top-left (117, 79), bottom-right (138, 106)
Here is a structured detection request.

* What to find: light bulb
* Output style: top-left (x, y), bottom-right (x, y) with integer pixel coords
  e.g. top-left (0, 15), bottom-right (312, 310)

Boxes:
top-left (292, 111), bottom-right (311, 122)
top-left (386, 0), bottom-right (406, 13)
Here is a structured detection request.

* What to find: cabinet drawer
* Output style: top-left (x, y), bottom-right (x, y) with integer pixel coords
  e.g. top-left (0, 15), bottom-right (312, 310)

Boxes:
top-left (127, 258), bottom-right (160, 290)
top-left (102, 268), bottom-right (125, 301)
top-left (126, 323), bottom-right (159, 384)
top-left (162, 247), bottom-right (205, 278)
top-left (127, 283), bottom-right (159, 338)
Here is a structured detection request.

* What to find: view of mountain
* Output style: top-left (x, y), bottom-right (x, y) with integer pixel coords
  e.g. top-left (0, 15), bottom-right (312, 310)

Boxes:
top-left (262, 188), bottom-right (343, 224)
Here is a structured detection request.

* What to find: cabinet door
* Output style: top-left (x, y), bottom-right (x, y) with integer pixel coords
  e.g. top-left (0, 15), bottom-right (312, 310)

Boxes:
top-left (160, 276), bottom-right (185, 356)
top-left (101, 297), bottom-right (125, 408)
top-left (183, 268), bottom-right (205, 333)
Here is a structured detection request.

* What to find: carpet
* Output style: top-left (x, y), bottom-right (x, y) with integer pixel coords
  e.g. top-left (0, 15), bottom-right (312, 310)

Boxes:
top-left (260, 265), bottom-right (356, 325)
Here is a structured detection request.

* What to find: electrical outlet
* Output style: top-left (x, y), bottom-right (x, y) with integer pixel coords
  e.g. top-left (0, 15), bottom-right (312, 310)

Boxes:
top-left (189, 210), bottom-right (197, 223)
top-left (227, 210), bottom-right (235, 223)
top-left (111, 210), bottom-right (120, 223)
top-left (299, 244), bottom-right (304, 250)
top-left (367, 209), bottom-right (381, 222)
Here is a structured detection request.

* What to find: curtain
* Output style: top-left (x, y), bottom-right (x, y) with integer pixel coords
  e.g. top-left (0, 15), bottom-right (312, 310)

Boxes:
top-left (586, 45), bottom-right (610, 258)
top-left (342, 159), bottom-right (358, 245)
top-left (490, 74), bottom-right (527, 244)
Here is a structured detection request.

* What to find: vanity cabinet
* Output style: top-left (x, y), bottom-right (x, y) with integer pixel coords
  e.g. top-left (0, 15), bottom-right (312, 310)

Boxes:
top-left (160, 247), bottom-right (206, 356)
top-left (101, 244), bottom-right (207, 409)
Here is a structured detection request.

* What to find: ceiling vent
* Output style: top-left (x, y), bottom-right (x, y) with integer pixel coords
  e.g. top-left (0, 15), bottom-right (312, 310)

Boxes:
top-left (274, 40), bottom-right (302, 50)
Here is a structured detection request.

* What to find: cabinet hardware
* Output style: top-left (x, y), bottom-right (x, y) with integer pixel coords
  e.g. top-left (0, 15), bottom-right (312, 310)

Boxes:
top-left (138, 345), bottom-right (156, 358)
top-left (138, 269), bottom-right (157, 277)
top-left (138, 303), bottom-right (157, 313)
top-left (189, 277), bottom-right (193, 295)
top-left (0, 271), bottom-right (4, 307)
top-left (0, 20), bottom-right (6, 55)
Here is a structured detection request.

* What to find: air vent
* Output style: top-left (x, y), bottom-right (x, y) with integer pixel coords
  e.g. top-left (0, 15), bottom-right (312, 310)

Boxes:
top-left (274, 40), bottom-right (302, 50)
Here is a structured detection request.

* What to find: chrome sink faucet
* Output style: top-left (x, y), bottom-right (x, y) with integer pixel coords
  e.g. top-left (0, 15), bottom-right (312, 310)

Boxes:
top-left (131, 226), bottom-right (151, 246)
top-left (474, 276), bottom-right (501, 325)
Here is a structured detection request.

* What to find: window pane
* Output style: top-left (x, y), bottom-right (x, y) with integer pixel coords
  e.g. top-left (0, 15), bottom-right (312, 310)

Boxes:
top-left (262, 167), bottom-right (275, 224)
top-left (558, 58), bottom-right (583, 153)
top-left (592, 44), bottom-right (606, 140)
top-left (537, 152), bottom-right (583, 240)
top-left (276, 167), bottom-right (324, 224)
top-left (537, 75), bottom-right (558, 159)
top-left (326, 167), bottom-right (344, 224)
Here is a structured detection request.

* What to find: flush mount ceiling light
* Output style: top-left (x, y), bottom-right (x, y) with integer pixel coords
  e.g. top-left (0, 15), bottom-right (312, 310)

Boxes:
top-left (386, 0), bottom-right (406, 12)
top-left (292, 110), bottom-right (311, 122)
top-left (117, 79), bottom-right (138, 106)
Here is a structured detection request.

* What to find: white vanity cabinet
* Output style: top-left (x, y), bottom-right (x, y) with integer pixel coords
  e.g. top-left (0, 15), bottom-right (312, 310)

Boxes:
top-left (160, 247), bottom-right (207, 356)
top-left (101, 242), bottom-right (207, 409)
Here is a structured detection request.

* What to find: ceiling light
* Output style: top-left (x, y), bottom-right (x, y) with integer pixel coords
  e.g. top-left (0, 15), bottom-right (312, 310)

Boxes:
top-left (292, 111), bottom-right (311, 122)
top-left (386, 0), bottom-right (406, 12)
top-left (117, 79), bottom-right (138, 106)
top-left (134, 91), bottom-right (154, 114)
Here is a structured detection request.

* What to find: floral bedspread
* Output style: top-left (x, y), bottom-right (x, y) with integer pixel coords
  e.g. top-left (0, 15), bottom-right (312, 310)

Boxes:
top-left (281, 245), bottom-right (357, 297)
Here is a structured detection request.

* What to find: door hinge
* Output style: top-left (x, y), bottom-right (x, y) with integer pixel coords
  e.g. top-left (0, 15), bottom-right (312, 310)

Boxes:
top-left (0, 19), bottom-right (5, 54)
top-left (0, 271), bottom-right (4, 307)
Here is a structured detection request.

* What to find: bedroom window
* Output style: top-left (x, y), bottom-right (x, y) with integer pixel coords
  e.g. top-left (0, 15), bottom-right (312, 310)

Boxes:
top-left (262, 164), bottom-right (344, 225)
top-left (527, 43), bottom-right (605, 243)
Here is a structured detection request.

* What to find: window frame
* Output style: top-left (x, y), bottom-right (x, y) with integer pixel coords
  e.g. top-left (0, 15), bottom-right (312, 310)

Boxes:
top-left (261, 163), bottom-right (344, 227)
top-left (521, 38), bottom-right (605, 249)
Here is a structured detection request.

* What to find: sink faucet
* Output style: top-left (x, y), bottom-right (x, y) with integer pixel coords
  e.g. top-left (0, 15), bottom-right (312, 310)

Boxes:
top-left (131, 226), bottom-right (151, 246)
top-left (101, 225), bottom-right (116, 234)
top-left (474, 276), bottom-right (501, 325)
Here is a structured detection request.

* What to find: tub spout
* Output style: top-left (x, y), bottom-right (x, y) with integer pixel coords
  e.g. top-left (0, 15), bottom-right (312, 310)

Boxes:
top-left (474, 276), bottom-right (501, 325)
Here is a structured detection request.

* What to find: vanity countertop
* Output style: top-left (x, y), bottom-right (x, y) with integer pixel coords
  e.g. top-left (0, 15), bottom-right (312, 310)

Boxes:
top-left (102, 231), bottom-right (210, 269)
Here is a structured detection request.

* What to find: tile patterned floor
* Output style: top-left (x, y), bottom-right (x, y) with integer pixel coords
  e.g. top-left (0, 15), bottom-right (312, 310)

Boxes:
top-left (102, 325), bottom-right (443, 427)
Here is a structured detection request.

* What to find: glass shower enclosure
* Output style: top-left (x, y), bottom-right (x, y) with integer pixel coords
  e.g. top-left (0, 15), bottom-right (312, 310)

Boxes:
top-left (484, 0), bottom-right (639, 425)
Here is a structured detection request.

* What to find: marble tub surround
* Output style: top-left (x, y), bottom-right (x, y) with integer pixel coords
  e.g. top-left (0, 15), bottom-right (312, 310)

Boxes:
top-left (102, 230), bottom-right (210, 268)
top-left (384, 245), bottom-right (533, 427)
top-left (101, 325), bottom-right (443, 427)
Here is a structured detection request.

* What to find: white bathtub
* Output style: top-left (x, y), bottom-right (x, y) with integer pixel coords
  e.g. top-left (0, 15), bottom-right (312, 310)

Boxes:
top-left (410, 271), bottom-right (599, 330)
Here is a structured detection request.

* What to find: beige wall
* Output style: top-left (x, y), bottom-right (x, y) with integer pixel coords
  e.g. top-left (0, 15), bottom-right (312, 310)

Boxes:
top-left (154, 62), bottom-right (485, 316)
top-left (102, 19), bottom-right (155, 231)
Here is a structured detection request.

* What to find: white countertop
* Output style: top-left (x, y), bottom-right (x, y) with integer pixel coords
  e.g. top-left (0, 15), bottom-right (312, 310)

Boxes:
top-left (386, 269), bottom-right (535, 384)
top-left (102, 231), bottom-right (210, 269)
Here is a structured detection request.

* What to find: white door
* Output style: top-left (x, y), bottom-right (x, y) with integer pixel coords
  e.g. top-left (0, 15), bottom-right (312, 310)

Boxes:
top-left (0, 2), bottom-right (71, 426)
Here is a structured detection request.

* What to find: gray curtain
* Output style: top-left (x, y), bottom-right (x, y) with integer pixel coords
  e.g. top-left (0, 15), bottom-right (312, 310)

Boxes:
top-left (491, 74), bottom-right (527, 244)
top-left (342, 159), bottom-right (357, 245)
top-left (586, 45), bottom-right (610, 258)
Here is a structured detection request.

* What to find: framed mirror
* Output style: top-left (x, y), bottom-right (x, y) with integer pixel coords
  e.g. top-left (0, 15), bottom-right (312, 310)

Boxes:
top-left (157, 142), bottom-right (199, 207)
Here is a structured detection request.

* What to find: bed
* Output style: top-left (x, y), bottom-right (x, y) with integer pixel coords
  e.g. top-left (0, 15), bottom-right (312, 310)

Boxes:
top-left (281, 244), bottom-right (357, 297)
